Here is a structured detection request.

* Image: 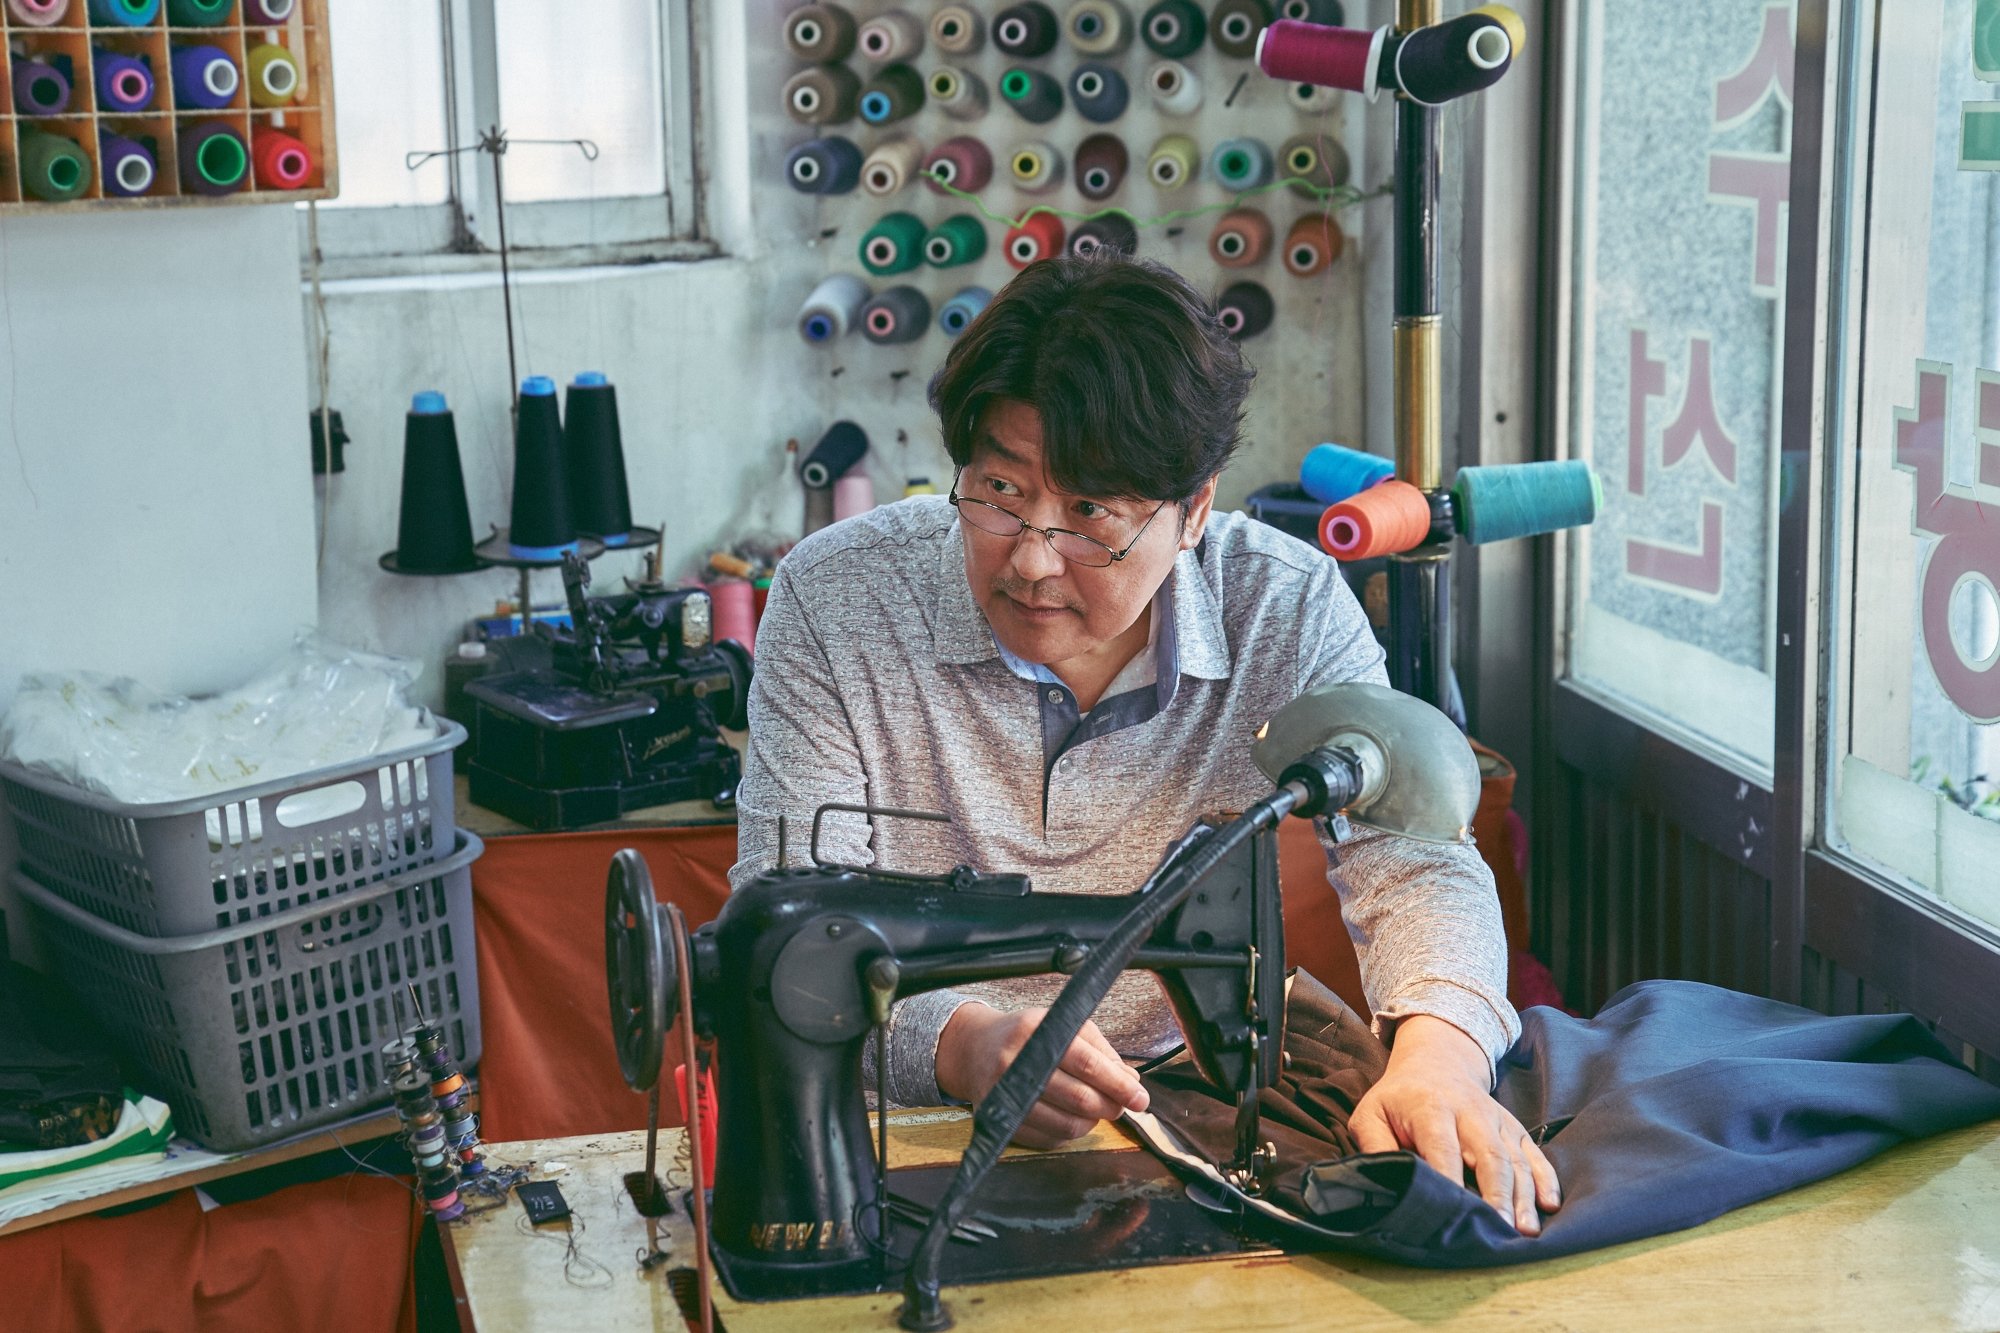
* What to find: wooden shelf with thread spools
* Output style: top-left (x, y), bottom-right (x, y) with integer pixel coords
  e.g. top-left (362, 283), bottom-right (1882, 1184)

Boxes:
top-left (0, 0), bottom-right (336, 212)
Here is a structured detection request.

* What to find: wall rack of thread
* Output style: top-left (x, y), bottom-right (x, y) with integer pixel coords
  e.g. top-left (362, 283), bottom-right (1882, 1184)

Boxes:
top-left (770, 0), bottom-right (1360, 352)
top-left (0, 0), bottom-right (334, 211)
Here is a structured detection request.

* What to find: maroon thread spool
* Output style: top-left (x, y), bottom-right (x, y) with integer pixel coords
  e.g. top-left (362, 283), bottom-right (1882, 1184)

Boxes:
top-left (923, 135), bottom-right (993, 193)
top-left (1256, 18), bottom-right (1386, 97)
top-left (1073, 132), bottom-right (1129, 200)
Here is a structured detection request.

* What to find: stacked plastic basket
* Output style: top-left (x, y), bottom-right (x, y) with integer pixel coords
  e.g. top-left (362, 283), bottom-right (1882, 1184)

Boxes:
top-left (1, 722), bottom-right (483, 1151)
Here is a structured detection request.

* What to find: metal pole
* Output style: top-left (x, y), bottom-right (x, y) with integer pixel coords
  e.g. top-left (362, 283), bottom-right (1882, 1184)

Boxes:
top-left (488, 129), bottom-right (519, 412)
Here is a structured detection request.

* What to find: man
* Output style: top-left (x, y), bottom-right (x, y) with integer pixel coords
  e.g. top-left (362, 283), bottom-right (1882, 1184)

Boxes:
top-left (731, 254), bottom-right (1560, 1235)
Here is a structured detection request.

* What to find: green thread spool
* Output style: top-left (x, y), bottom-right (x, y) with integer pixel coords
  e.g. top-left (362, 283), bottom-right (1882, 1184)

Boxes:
top-left (1147, 133), bottom-right (1199, 189)
top-left (1211, 137), bottom-right (1274, 190)
top-left (20, 127), bottom-right (89, 202)
top-left (167, 0), bottom-right (230, 24)
top-left (1452, 460), bottom-right (1602, 546)
top-left (923, 214), bottom-right (987, 267)
top-left (999, 66), bottom-right (1063, 123)
top-left (859, 210), bottom-right (927, 275)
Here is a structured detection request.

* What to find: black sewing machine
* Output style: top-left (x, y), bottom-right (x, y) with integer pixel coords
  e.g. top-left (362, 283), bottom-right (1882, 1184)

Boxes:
top-left (604, 683), bottom-right (1480, 1328)
top-left (465, 551), bottom-right (751, 830)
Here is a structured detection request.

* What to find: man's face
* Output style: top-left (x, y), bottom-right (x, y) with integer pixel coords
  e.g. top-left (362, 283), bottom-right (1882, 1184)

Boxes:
top-left (957, 399), bottom-right (1215, 667)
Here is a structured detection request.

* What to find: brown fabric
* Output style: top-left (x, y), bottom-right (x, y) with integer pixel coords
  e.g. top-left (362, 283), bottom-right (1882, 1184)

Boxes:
top-left (0, 1174), bottom-right (421, 1333)
top-left (468, 824), bottom-right (736, 1142)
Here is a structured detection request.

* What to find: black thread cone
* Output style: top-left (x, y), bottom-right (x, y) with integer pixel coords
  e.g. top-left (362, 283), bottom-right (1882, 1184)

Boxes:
top-left (508, 378), bottom-right (577, 551)
top-left (382, 394), bottom-right (482, 575)
top-left (563, 374), bottom-right (636, 540)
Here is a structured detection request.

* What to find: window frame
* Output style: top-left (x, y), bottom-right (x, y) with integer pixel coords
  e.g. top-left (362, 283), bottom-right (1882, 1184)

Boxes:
top-left (303, 0), bottom-right (711, 275)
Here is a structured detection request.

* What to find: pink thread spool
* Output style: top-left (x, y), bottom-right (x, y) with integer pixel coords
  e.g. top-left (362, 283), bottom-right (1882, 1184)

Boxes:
top-left (1256, 19), bottom-right (1387, 98)
top-left (833, 472), bottom-right (875, 521)
top-left (710, 578), bottom-right (756, 652)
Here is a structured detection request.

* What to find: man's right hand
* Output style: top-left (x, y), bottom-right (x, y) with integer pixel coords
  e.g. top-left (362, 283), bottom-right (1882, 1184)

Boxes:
top-left (935, 1002), bottom-right (1150, 1149)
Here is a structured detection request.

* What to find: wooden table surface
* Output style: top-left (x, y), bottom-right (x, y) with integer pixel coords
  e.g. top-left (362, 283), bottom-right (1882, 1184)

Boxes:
top-left (444, 1111), bottom-right (2000, 1331)
top-left (453, 773), bottom-right (736, 839)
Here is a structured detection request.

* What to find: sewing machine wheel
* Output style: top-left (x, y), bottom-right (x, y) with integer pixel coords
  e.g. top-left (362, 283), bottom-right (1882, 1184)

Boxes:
top-left (715, 638), bottom-right (753, 732)
top-left (605, 848), bottom-right (678, 1093)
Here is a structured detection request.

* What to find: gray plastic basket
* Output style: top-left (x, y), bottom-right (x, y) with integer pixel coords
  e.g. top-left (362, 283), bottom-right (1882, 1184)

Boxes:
top-left (0, 721), bottom-right (466, 938)
top-left (12, 831), bottom-right (484, 1153)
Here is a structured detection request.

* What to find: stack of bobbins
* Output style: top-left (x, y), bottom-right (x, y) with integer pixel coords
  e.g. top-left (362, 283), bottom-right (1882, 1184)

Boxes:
top-left (385, 1041), bottom-right (465, 1223)
top-left (404, 1015), bottom-right (488, 1182)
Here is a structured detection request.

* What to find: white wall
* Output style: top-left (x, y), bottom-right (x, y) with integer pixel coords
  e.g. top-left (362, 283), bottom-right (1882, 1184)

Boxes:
top-left (0, 205), bottom-right (318, 958)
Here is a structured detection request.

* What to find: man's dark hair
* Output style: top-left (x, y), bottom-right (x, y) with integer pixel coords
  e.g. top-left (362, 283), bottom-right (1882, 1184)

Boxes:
top-left (927, 252), bottom-right (1255, 504)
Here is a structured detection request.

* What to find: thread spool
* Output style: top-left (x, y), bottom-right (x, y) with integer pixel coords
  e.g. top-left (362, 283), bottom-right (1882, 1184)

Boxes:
top-left (1278, 131), bottom-right (1349, 198)
top-left (246, 43), bottom-right (300, 106)
top-left (993, 1), bottom-right (1059, 56)
top-left (784, 135), bottom-right (863, 194)
top-left (6, 0), bottom-right (67, 26)
top-left (800, 421), bottom-right (868, 488)
top-left (1318, 479), bottom-right (1431, 559)
top-left (861, 135), bottom-right (923, 195)
top-left (1281, 212), bottom-right (1343, 275)
top-left (95, 50), bottom-right (155, 113)
top-left (859, 210), bottom-right (926, 275)
top-left (392, 1071), bottom-right (432, 1099)
top-left (859, 63), bottom-right (924, 124)
top-left (1215, 280), bottom-right (1274, 339)
top-left (1007, 141), bottom-right (1064, 192)
top-left (922, 136), bottom-right (993, 193)
top-left (1003, 211), bottom-right (1066, 267)
top-left (97, 131), bottom-right (154, 197)
top-left (171, 44), bottom-right (239, 110)
top-left (167, 0), bottom-right (227, 20)
top-left (1211, 136), bottom-right (1274, 189)
top-left (999, 66), bottom-right (1063, 123)
top-left (87, 0), bottom-right (157, 25)
top-left (784, 3), bottom-right (858, 62)
top-left (507, 376), bottom-right (579, 556)
top-left (1208, 208), bottom-right (1272, 266)
top-left (1452, 460), bottom-right (1601, 546)
top-left (708, 579), bottom-right (756, 651)
top-left (1211, 0), bottom-right (1272, 57)
top-left (798, 273), bottom-right (870, 344)
top-left (926, 67), bottom-right (988, 120)
top-left (178, 121), bottom-right (248, 195)
top-left (1066, 0), bottom-right (1132, 53)
top-left (858, 8), bottom-right (925, 62)
top-left (1286, 79), bottom-right (1339, 113)
top-left (1074, 132), bottom-right (1129, 198)
top-left (1257, 19), bottom-right (1387, 99)
top-left (1469, 4), bottom-right (1527, 55)
top-left (252, 127), bottom-right (313, 189)
top-left (930, 4), bottom-right (985, 54)
top-left (245, 0), bottom-right (295, 18)
top-left (783, 64), bottom-right (860, 125)
top-left (1146, 59), bottom-right (1203, 114)
top-left (1389, 10), bottom-right (1512, 105)
top-left (1277, 0), bottom-right (1342, 22)
top-left (1141, 0), bottom-right (1206, 56)
top-left (938, 286), bottom-right (993, 337)
top-left (564, 373), bottom-right (637, 544)
top-left (859, 286), bottom-right (931, 343)
top-left (1146, 133), bottom-right (1199, 189)
top-left (833, 473), bottom-right (877, 521)
top-left (1299, 442), bottom-right (1393, 504)
top-left (1069, 214), bottom-right (1139, 258)
top-left (924, 214), bottom-right (987, 267)
top-left (13, 59), bottom-right (72, 117)
top-left (1069, 63), bottom-right (1129, 122)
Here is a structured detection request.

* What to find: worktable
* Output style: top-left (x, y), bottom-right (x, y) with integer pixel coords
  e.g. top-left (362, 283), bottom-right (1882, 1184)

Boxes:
top-left (444, 1110), bottom-right (2000, 1331)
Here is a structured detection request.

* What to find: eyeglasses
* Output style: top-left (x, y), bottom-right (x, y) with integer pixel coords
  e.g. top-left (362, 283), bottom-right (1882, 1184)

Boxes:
top-left (948, 472), bottom-right (1169, 568)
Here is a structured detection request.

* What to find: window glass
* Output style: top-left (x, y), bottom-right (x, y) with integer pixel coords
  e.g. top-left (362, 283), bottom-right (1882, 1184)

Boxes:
top-left (1565, 1), bottom-right (1794, 774)
top-left (321, 0), bottom-right (450, 208)
top-left (492, 0), bottom-right (667, 203)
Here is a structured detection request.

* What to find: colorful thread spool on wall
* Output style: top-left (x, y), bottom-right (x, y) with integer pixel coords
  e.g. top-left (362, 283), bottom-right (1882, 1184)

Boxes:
top-left (253, 128), bottom-right (314, 190)
top-left (245, 0), bottom-right (298, 19)
top-left (784, 65), bottom-right (861, 125)
top-left (1278, 131), bottom-right (1349, 198)
top-left (785, 135), bottom-right (863, 193)
top-left (833, 472), bottom-right (877, 521)
top-left (1211, 136), bottom-right (1274, 189)
top-left (99, 130), bottom-right (156, 197)
top-left (1067, 0), bottom-right (1132, 54)
top-left (999, 66), bottom-right (1064, 123)
top-left (19, 127), bottom-right (87, 201)
top-left (938, 285), bottom-right (992, 337)
top-left (1141, 0), bottom-right (1206, 55)
top-left (1282, 213), bottom-right (1343, 275)
top-left (797, 273), bottom-right (871, 344)
top-left (179, 122), bottom-right (249, 196)
top-left (1215, 280), bottom-right (1274, 339)
top-left (784, 4), bottom-right (858, 62)
top-left (12, 57), bottom-right (71, 116)
top-left (1069, 62), bottom-right (1129, 121)
top-left (88, 0), bottom-right (159, 27)
top-left (857, 8), bottom-right (926, 62)
top-left (1286, 79), bottom-right (1340, 113)
top-left (859, 63), bottom-right (925, 124)
top-left (1008, 141), bottom-right (1064, 192)
top-left (993, 1), bottom-right (1060, 56)
top-left (861, 135), bottom-right (924, 195)
top-left (1147, 59), bottom-right (1202, 114)
top-left (1074, 132), bottom-right (1128, 198)
top-left (1069, 214), bottom-right (1138, 258)
top-left (1277, 0), bottom-right (1344, 22)
top-left (166, 0), bottom-right (230, 23)
top-left (94, 49), bottom-right (155, 113)
top-left (1003, 211), bottom-right (1066, 267)
top-left (247, 43), bottom-right (301, 106)
top-left (1209, 208), bottom-right (1272, 267)
top-left (7, 0), bottom-right (68, 26)
top-left (927, 66), bottom-right (988, 119)
top-left (930, 4), bottom-right (985, 54)
top-left (1147, 133), bottom-right (1199, 189)
top-left (171, 44), bottom-right (240, 110)
top-left (859, 210), bottom-right (927, 275)
top-left (799, 420), bottom-right (868, 489)
top-left (1210, 0), bottom-right (1273, 57)
top-left (860, 286), bottom-right (931, 343)
top-left (924, 214), bottom-right (987, 267)
top-left (923, 136), bottom-right (993, 193)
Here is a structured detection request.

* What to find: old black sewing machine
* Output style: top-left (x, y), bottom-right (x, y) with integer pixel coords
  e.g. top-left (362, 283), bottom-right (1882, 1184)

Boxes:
top-left (464, 550), bottom-right (751, 830)
top-left (602, 684), bottom-right (1479, 1329)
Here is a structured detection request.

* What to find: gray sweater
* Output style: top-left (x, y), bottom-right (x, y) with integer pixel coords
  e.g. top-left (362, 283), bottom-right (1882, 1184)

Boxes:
top-left (730, 497), bottom-right (1518, 1107)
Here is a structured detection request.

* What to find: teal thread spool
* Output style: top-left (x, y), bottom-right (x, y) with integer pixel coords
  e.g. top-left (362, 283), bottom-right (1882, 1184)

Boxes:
top-left (859, 211), bottom-right (927, 275)
top-left (166, 0), bottom-right (230, 24)
top-left (1300, 442), bottom-right (1394, 504)
top-left (1452, 460), bottom-right (1602, 545)
top-left (1211, 136), bottom-right (1274, 190)
top-left (923, 214), bottom-right (987, 267)
top-left (19, 127), bottom-right (89, 201)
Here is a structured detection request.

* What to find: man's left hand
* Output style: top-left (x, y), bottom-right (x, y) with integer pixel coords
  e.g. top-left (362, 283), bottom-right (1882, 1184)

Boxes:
top-left (1348, 1014), bottom-right (1561, 1236)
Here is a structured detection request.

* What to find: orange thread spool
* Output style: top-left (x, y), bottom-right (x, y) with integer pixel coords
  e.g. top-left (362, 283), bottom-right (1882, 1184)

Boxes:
top-left (1208, 208), bottom-right (1273, 268)
top-left (429, 1071), bottom-right (466, 1097)
top-left (1004, 211), bottom-right (1067, 267)
top-left (1283, 213), bottom-right (1345, 277)
top-left (1318, 479), bottom-right (1432, 559)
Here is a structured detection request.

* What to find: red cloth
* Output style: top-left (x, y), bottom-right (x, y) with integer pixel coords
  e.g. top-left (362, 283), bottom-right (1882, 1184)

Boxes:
top-left (468, 825), bottom-right (735, 1143)
top-left (2, 1174), bottom-right (421, 1333)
